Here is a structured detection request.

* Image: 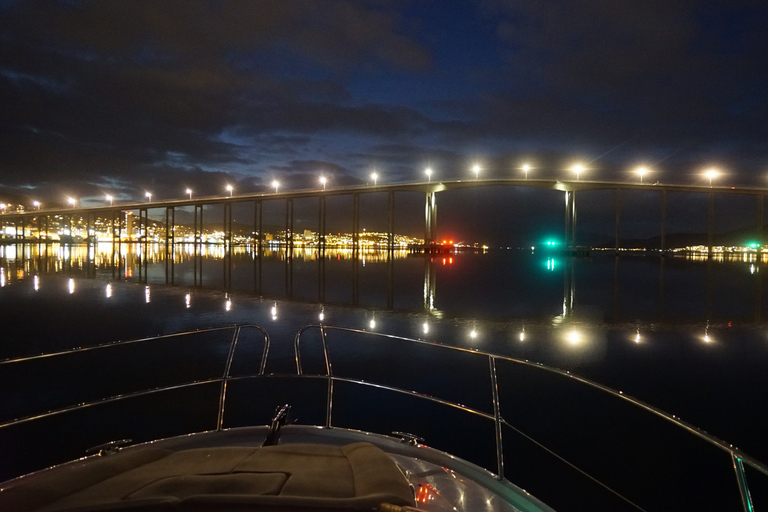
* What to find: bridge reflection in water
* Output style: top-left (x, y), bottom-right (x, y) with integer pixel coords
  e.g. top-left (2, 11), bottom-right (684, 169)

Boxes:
top-left (1, 241), bottom-right (766, 325)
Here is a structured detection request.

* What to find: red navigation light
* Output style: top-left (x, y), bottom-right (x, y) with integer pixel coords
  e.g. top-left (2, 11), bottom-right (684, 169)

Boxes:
top-left (415, 483), bottom-right (438, 504)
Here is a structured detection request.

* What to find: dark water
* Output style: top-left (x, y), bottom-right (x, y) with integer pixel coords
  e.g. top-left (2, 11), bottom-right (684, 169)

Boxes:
top-left (2, 242), bottom-right (768, 510)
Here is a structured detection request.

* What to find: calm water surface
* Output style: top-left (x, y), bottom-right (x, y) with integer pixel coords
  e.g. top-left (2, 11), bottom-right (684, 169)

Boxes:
top-left (2, 242), bottom-right (767, 508)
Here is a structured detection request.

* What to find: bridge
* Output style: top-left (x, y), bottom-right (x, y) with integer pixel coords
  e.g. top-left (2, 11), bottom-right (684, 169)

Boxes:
top-left (1, 178), bottom-right (766, 253)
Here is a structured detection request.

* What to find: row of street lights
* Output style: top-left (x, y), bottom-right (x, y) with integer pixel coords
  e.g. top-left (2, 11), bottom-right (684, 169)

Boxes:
top-left (4, 165), bottom-right (727, 213)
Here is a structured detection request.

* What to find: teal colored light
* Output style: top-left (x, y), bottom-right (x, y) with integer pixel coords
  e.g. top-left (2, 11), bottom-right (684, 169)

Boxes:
top-left (747, 241), bottom-right (760, 249)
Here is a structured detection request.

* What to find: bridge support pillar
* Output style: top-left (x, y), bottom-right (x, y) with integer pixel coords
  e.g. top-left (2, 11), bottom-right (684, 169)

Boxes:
top-left (387, 191), bottom-right (395, 248)
top-left (660, 190), bottom-right (667, 252)
top-left (165, 207), bottom-right (174, 244)
top-left (318, 195), bottom-right (326, 247)
top-left (286, 198), bottom-right (293, 247)
top-left (253, 200), bottom-right (262, 247)
top-left (352, 193), bottom-right (360, 250)
top-left (707, 192), bottom-right (714, 258)
top-left (615, 188), bottom-right (622, 252)
top-left (223, 202), bottom-right (232, 243)
top-left (758, 195), bottom-right (764, 245)
top-left (425, 192), bottom-right (437, 244)
top-left (139, 208), bottom-right (148, 241)
top-left (564, 191), bottom-right (577, 248)
top-left (194, 204), bottom-right (203, 243)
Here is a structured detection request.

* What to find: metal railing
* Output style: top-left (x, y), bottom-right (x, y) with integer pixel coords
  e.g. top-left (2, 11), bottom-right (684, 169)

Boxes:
top-left (3, 323), bottom-right (766, 510)
top-left (294, 325), bottom-right (768, 512)
top-left (0, 325), bottom-right (270, 432)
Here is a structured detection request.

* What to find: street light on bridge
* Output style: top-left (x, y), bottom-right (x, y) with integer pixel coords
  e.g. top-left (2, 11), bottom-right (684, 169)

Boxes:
top-left (105, 194), bottom-right (113, 206)
top-left (425, 167), bottom-right (432, 182)
top-left (521, 164), bottom-right (531, 180)
top-left (635, 166), bottom-right (650, 184)
top-left (226, 184), bottom-right (233, 197)
top-left (472, 164), bottom-right (480, 179)
top-left (186, 188), bottom-right (192, 200)
top-left (68, 197), bottom-right (76, 207)
top-left (33, 200), bottom-right (40, 210)
top-left (272, 180), bottom-right (280, 193)
top-left (371, 171), bottom-right (379, 186)
top-left (703, 168), bottom-right (720, 188)
top-left (145, 191), bottom-right (152, 202)
top-left (571, 164), bottom-right (585, 181)
top-left (319, 176), bottom-right (327, 191)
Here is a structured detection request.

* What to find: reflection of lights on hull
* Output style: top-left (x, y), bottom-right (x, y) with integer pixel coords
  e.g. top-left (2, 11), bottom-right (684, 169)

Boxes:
top-left (68, 278), bottom-right (75, 294)
top-left (105, 283), bottom-right (112, 298)
top-left (185, 293), bottom-right (191, 308)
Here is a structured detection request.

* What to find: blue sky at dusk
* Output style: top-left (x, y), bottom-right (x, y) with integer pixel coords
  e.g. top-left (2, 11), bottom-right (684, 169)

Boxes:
top-left (2, 0), bottom-right (768, 243)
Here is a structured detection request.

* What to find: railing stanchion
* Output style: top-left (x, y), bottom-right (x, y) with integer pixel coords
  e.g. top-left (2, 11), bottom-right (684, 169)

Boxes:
top-left (217, 326), bottom-right (241, 431)
top-left (320, 326), bottom-right (333, 427)
top-left (489, 356), bottom-right (504, 480)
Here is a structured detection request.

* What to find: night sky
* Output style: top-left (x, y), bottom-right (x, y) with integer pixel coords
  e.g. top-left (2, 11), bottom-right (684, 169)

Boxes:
top-left (2, 1), bottom-right (768, 244)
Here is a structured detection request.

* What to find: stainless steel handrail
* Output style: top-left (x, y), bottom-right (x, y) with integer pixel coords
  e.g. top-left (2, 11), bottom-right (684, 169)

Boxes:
top-left (0, 325), bottom-right (270, 431)
top-left (294, 325), bottom-right (767, 512)
top-left (0, 325), bottom-right (248, 365)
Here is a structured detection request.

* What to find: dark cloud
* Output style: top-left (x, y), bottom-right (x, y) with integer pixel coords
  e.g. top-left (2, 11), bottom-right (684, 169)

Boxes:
top-left (2, 0), bottom-right (768, 241)
top-left (0, 0), bottom-right (432, 202)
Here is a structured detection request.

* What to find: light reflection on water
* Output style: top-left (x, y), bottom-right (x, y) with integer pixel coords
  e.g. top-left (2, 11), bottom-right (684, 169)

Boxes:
top-left (2, 242), bottom-right (768, 465)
